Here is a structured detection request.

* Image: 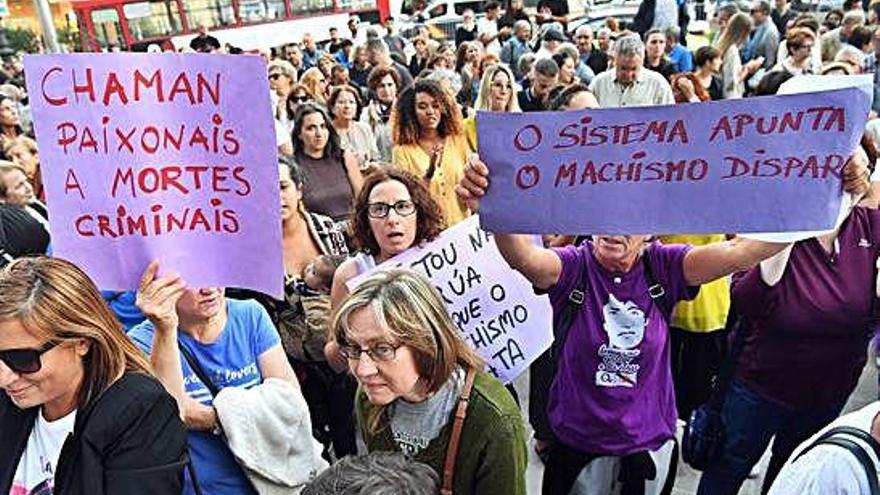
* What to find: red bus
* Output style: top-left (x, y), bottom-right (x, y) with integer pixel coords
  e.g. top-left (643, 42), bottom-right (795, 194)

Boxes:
top-left (71, 0), bottom-right (391, 52)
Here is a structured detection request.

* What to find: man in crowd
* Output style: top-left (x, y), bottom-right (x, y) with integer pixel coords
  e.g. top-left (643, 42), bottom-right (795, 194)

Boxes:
top-left (772, 0), bottom-right (798, 35)
top-left (501, 20), bottom-right (534, 80)
top-left (284, 43), bottom-right (304, 77)
top-left (478, 2), bottom-right (504, 56)
top-left (326, 27), bottom-right (342, 54)
top-left (535, 28), bottom-right (565, 60)
top-left (498, 0), bottom-right (530, 43)
top-left (517, 58), bottom-right (559, 112)
top-left (383, 18), bottom-right (407, 61)
top-left (644, 28), bottom-right (676, 79)
top-left (301, 33), bottom-right (324, 70)
top-left (822, 10), bottom-right (866, 61)
top-left (536, 0), bottom-right (570, 27)
top-left (189, 23), bottom-right (221, 53)
top-left (366, 38), bottom-right (413, 90)
top-left (589, 34), bottom-right (675, 107)
top-left (575, 25), bottom-right (609, 76)
top-left (666, 26), bottom-right (693, 73)
top-left (744, 0), bottom-right (779, 69)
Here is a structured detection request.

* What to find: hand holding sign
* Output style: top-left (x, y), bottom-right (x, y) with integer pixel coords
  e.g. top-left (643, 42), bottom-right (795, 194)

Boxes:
top-left (455, 157), bottom-right (490, 212)
top-left (135, 260), bottom-right (187, 333)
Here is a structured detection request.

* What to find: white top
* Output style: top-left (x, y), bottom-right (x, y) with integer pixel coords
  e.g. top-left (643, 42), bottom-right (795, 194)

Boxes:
top-left (11, 409), bottom-right (76, 494)
top-left (769, 402), bottom-right (880, 495)
top-left (588, 68), bottom-right (675, 108)
top-left (477, 17), bottom-right (501, 56)
top-left (652, 0), bottom-right (679, 30)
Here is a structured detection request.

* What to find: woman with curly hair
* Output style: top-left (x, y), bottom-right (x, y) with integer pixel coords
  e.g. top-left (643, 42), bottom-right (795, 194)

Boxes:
top-left (326, 166), bottom-right (445, 369)
top-left (391, 79), bottom-right (470, 226)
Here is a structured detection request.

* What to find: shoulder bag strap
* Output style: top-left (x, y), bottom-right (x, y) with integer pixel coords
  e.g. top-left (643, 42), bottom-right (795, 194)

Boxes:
top-left (808, 426), bottom-right (880, 466)
top-left (795, 432), bottom-right (880, 495)
top-left (441, 368), bottom-right (477, 495)
top-left (177, 342), bottom-right (220, 397)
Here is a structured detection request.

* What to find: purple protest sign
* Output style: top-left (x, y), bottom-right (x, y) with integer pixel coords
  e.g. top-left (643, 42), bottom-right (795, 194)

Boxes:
top-left (477, 87), bottom-right (871, 234)
top-left (25, 54), bottom-right (283, 297)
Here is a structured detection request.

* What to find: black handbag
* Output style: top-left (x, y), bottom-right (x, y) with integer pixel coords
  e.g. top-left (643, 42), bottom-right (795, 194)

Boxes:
top-left (682, 312), bottom-right (748, 471)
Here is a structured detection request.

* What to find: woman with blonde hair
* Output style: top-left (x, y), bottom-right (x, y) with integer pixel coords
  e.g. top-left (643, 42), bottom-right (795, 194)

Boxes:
top-left (300, 67), bottom-right (329, 105)
top-left (391, 79), bottom-right (470, 226)
top-left (715, 12), bottom-right (764, 98)
top-left (332, 269), bottom-right (527, 495)
top-left (465, 64), bottom-right (520, 150)
top-left (0, 257), bottom-right (188, 495)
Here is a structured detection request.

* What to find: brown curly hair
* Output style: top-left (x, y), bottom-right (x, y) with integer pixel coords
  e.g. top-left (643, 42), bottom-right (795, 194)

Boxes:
top-left (350, 165), bottom-right (445, 255)
top-left (391, 79), bottom-right (463, 146)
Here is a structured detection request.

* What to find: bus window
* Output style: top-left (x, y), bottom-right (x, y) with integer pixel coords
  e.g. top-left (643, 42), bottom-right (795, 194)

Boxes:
top-left (183, 0), bottom-right (236, 30)
top-left (237, 0), bottom-right (285, 23)
top-left (124, 1), bottom-right (183, 40)
top-left (291, 0), bottom-right (333, 15)
top-left (337, 0), bottom-right (377, 10)
top-left (91, 8), bottom-right (126, 49)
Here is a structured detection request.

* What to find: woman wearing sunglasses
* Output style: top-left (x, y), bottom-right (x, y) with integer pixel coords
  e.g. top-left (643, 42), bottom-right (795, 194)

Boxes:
top-left (0, 257), bottom-right (188, 495)
top-left (331, 269), bottom-right (528, 495)
top-left (326, 167), bottom-right (445, 371)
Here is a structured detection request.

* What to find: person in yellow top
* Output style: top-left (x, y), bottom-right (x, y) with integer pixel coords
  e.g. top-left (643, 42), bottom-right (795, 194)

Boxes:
top-left (659, 234), bottom-right (731, 421)
top-left (464, 64), bottom-right (521, 152)
top-left (391, 79), bottom-right (471, 226)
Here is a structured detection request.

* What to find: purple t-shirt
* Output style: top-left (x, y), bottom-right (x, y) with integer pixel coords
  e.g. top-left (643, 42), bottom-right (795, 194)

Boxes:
top-left (734, 206), bottom-right (880, 411)
top-left (547, 241), bottom-right (697, 455)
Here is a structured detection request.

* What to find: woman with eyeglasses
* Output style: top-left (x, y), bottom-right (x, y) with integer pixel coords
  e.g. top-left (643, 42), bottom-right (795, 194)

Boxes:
top-left (300, 68), bottom-right (329, 105)
top-left (774, 27), bottom-right (818, 75)
top-left (292, 102), bottom-right (363, 226)
top-left (326, 167), bottom-right (445, 369)
top-left (0, 257), bottom-right (188, 495)
top-left (286, 84), bottom-right (314, 126)
top-left (464, 64), bottom-right (520, 152)
top-left (391, 79), bottom-right (471, 227)
top-left (328, 85), bottom-right (379, 172)
top-left (332, 269), bottom-right (527, 495)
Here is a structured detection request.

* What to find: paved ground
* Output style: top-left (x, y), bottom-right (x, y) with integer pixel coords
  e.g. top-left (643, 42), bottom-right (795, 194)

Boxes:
top-left (515, 347), bottom-right (879, 495)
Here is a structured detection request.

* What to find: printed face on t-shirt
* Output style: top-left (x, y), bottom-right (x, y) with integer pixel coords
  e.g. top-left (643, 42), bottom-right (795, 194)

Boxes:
top-left (602, 294), bottom-right (647, 350)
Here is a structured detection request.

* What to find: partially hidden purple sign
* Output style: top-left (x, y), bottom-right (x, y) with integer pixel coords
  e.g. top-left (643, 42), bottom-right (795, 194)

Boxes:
top-left (25, 54), bottom-right (283, 297)
top-left (476, 88), bottom-right (871, 235)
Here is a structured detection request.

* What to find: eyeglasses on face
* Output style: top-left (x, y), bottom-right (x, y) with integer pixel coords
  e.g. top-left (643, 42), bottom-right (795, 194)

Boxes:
top-left (339, 341), bottom-right (400, 362)
top-left (367, 200), bottom-right (416, 218)
top-left (291, 95), bottom-right (309, 103)
top-left (491, 82), bottom-right (513, 90)
top-left (269, 73), bottom-right (283, 80)
top-left (0, 341), bottom-right (58, 374)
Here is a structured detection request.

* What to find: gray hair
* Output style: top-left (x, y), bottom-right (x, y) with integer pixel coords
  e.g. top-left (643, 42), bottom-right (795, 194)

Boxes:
top-left (557, 42), bottom-right (579, 60)
top-left (842, 9), bottom-right (866, 26)
top-left (365, 37), bottom-right (389, 54)
top-left (534, 57), bottom-right (560, 77)
top-left (302, 452), bottom-right (438, 495)
top-left (518, 52), bottom-right (537, 76)
top-left (834, 43), bottom-right (864, 66)
top-left (422, 68), bottom-right (463, 95)
top-left (514, 19), bottom-right (531, 32)
top-left (575, 25), bottom-right (594, 37)
top-left (613, 34), bottom-right (645, 59)
top-left (665, 26), bottom-right (681, 41)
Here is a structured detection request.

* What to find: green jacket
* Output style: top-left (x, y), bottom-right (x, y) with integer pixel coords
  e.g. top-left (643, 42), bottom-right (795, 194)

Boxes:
top-left (356, 370), bottom-right (528, 495)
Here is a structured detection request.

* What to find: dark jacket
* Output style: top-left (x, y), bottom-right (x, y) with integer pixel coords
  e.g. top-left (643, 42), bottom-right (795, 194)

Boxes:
top-left (631, 0), bottom-right (690, 43)
top-left (1, 372), bottom-right (188, 495)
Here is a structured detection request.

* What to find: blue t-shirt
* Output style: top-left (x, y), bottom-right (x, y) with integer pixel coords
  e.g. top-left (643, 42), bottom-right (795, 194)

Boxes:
top-left (668, 44), bottom-right (693, 73)
top-left (128, 298), bottom-right (281, 495)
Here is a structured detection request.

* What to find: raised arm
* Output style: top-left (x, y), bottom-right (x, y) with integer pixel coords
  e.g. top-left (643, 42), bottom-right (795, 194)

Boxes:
top-left (456, 158), bottom-right (562, 289)
top-left (135, 261), bottom-right (188, 417)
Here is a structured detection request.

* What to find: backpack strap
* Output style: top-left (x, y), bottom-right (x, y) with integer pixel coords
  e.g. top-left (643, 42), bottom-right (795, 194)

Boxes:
top-left (441, 368), bottom-right (477, 495)
top-left (641, 249), bottom-right (671, 323)
top-left (551, 256), bottom-right (589, 361)
top-left (794, 429), bottom-right (880, 495)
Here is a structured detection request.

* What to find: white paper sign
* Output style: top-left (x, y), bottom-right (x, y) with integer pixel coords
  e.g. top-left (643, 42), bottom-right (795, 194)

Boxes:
top-left (348, 215), bottom-right (554, 384)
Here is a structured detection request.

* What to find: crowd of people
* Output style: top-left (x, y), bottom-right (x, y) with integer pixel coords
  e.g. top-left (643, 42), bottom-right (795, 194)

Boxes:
top-left (2, 0), bottom-right (880, 494)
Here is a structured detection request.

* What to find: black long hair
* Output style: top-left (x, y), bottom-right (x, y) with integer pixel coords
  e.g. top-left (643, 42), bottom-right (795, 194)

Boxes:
top-left (291, 102), bottom-right (344, 161)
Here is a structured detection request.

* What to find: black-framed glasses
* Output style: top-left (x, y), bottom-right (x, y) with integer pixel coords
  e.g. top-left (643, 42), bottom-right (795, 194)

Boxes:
top-left (339, 341), bottom-right (401, 362)
top-left (269, 73), bottom-right (283, 80)
top-left (0, 341), bottom-right (58, 374)
top-left (367, 200), bottom-right (416, 218)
